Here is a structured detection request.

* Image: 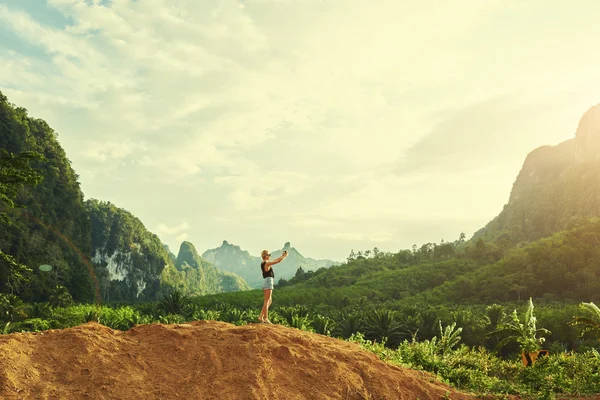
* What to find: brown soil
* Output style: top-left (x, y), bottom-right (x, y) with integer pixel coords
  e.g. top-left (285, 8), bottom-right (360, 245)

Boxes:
top-left (0, 320), bottom-right (497, 400)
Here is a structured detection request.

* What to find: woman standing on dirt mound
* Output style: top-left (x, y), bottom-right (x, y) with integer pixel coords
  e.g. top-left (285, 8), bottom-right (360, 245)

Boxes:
top-left (259, 249), bottom-right (288, 323)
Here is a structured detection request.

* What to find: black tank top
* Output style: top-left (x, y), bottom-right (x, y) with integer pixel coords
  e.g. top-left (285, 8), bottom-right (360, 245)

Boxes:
top-left (261, 261), bottom-right (274, 279)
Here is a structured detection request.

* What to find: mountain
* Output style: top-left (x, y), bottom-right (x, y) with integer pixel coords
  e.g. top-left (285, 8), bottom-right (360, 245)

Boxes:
top-left (173, 241), bottom-right (251, 294)
top-left (87, 199), bottom-right (173, 302)
top-left (471, 103), bottom-right (600, 248)
top-left (201, 240), bottom-right (339, 288)
top-left (0, 91), bottom-right (94, 302)
top-left (163, 244), bottom-right (177, 264)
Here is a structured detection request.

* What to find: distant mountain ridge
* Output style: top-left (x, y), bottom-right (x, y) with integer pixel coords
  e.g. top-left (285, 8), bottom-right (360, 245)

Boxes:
top-left (201, 240), bottom-right (339, 288)
top-left (471, 103), bottom-right (600, 247)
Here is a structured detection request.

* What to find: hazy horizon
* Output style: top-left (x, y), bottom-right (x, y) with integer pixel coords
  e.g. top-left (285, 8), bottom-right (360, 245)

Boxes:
top-left (1, 0), bottom-right (600, 261)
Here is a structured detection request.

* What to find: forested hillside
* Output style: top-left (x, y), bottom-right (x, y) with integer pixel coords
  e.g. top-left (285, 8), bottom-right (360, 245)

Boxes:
top-left (263, 220), bottom-right (600, 308)
top-left (471, 104), bottom-right (600, 248)
top-left (0, 91), bottom-right (94, 303)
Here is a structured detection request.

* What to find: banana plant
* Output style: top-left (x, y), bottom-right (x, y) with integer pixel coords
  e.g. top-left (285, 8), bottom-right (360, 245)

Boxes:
top-left (570, 302), bottom-right (600, 340)
top-left (487, 298), bottom-right (550, 354)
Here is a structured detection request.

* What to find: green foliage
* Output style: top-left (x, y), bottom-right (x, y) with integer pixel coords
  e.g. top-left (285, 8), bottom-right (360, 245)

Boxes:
top-left (2, 298), bottom-right (599, 399)
top-left (570, 302), bottom-right (600, 341)
top-left (0, 293), bottom-right (26, 321)
top-left (220, 308), bottom-right (248, 325)
top-left (6, 318), bottom-right (51, 333)
top-left (352, 333), bottom-right (600, 399)
top-left (0, 148), bottom-right (44, 223)
top-left (487, 298), bottom-right (551, 354)
top-left (364, 309), bottom-right (405, 347)
top-left (335, 312), bottom-right (365, 338)
top-left (436, 321), bottom-right (463, 355)
top-left (158, 288), bottom-right (193, 316)
top-left (98, 307), bottom-right (141, 330)
top-left (49, 285), bottom-right (74, 308)
top-left (276, 305), bottom-right (313, 330)
top-left (0, 147), bottom-right (44, 293)
top-left (411, 220), bottom-right (600, 305)
top-left (311, 314), bottom-right (335, 336)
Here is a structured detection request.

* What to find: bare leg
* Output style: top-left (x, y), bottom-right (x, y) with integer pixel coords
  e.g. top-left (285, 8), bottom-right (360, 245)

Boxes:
top-left (259, 289), bottom-right (269, 321)
top-left (260, 289), bottom-right (272, 322)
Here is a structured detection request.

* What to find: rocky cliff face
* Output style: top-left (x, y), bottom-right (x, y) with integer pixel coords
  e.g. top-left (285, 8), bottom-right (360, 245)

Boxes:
top-left (87, 199), bottom-right (171, 302)
top-left (472, 103), bottom-right (600, 246)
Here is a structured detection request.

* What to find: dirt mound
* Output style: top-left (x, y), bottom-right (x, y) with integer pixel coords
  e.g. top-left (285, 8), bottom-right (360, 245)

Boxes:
top-left (0, 321), bottom-right (489, 399)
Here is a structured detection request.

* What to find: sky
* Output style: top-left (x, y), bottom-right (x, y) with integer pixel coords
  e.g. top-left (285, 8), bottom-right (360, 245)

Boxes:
top-left (1, 0), bottom-right (600, 262)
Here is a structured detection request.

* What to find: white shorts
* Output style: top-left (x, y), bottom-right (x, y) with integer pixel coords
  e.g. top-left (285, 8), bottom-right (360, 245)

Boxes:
top-left (262, 277), bottom-right (274, 290)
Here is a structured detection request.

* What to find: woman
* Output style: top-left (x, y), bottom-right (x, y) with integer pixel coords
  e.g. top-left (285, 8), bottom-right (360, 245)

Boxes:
top-left (259, 249), bottom-right (288, 323)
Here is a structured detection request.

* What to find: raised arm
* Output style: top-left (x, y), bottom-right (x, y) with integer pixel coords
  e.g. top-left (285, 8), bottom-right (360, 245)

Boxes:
top-left (264, 251), bottom-right (288, 270)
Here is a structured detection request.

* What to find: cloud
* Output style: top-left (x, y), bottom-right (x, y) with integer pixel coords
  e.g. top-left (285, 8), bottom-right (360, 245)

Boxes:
top-left (3, 0), bottom-right (600, 260)
top-left (153, 222), bottom-right (191, 250)
top-left (83, 139), bottom-right (148, 162)
top-left (390, 88), bottom-right (600, 177)
top-left (175, 232), bottom-right (189, 243)
top-left (153, 222), bottom-right (191, 236)
top-left (213, 170), bottom-right (316, 212)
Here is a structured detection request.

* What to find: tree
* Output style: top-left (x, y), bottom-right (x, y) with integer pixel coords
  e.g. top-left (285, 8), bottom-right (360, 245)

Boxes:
top-left (335, 312), bottom-right (364, 338)
top-left (364, 309), bottom-right (405, 347)
top-left (347, 249), bottom-right (356, 263)
top-left (0, 149), bottom-right (44, 224)
top-left (0, 149), bottom-right (44, 294)
top-left (372, 247), bottom-right (380, 257)
top-left (294, 266), bottom-right (306, 280)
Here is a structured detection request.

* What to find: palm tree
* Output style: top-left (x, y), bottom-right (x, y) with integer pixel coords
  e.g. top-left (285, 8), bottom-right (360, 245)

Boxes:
top-left (415, 310), bottom-right (439, 341)
top-left (277, 306), bottom-right (298, 326)
top-left (570, 302), bottom-right (600, 340)
top-left (311, 314), bottom-right (335, 336)
top-left (487, 298), bottom-right (550, 356)
top-left (158, 288), bottom-right (192, 316)
top-left (335, 312), bottom-right (364, 338)
top-left (484, 304), bottom-right (506, 330)
top-left (0, 293), bottom-right (25, 322)
top-left (364, 309), bottom-right (405, 347)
